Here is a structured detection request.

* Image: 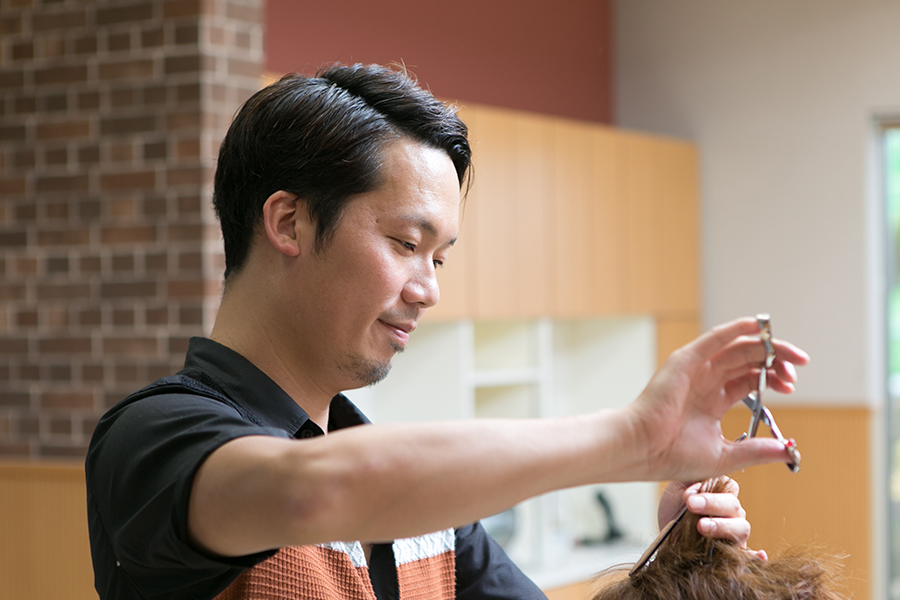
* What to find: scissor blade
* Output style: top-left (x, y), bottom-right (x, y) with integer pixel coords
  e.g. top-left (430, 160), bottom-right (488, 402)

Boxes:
top-left (742, 394), bottom-right (772, 427)
top-left (742, 392), bottom-right (767, 436)
top-left (742, 393), bottom-right (757, 412)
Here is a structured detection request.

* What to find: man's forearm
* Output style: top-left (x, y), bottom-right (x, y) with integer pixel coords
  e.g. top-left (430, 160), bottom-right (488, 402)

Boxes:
top-left (188, 408), bottom-right (641, 557)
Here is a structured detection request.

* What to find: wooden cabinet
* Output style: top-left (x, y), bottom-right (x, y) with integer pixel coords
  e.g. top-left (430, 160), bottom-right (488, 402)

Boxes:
top-left (551, 118), bottom-right (625, 317)
top-left (428, 103), bottom-right (700, 332)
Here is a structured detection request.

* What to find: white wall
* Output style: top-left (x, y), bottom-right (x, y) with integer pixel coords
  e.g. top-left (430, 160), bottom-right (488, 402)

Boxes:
top-left (615, 0), bottom-right (900, 405)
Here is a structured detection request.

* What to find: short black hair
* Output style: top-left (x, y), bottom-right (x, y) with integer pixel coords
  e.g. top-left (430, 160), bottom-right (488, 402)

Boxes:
top-left (213, 63), bottom-right (472, 280)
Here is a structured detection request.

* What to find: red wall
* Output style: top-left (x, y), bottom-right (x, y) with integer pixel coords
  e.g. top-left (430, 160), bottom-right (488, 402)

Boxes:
top-left (265, 0), bottom-right (613, 124)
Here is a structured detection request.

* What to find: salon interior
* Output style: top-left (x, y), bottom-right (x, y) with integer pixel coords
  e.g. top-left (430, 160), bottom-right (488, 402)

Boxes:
top-left (2, 1), bottom-right (900, 598)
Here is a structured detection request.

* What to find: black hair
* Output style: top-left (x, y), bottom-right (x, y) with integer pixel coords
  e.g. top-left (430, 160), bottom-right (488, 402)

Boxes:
top-left (213, 63), bottom-right (471, 280)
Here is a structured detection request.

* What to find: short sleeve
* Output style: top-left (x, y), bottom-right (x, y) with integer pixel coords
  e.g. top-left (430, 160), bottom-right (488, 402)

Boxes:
top-left (454, 522), bottom-right (548, 600)
top-left (86, 392), bottom-right (291, 600)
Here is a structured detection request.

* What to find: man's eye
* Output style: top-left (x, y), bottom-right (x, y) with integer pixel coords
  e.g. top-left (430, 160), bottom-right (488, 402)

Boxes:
top-left (433, 258), bottom-right (444, 268)
top-left (394, 238), bottom-right (416, 252)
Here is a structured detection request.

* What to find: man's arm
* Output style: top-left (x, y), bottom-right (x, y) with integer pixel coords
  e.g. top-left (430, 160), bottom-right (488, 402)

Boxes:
top-left (188, 317), bottom-right (808, 558)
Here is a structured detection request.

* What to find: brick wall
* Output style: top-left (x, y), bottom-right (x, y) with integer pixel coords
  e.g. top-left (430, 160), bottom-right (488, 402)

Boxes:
top-left (0, 0), bottom-right (262, 458)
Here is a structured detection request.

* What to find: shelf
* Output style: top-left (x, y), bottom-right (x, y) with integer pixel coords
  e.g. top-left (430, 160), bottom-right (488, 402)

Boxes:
top-left (471, 367), bottom-right (543, 388)
top-left (475, 385), bottom-right (537, 419)
top-left (349, 316), bottom-right (660, 579)
top-left (524, 543), bottom-right (645, 591)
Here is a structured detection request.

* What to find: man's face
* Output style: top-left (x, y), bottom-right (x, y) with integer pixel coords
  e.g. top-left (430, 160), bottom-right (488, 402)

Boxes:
top-left (289, 138), bottom-right (461, 391)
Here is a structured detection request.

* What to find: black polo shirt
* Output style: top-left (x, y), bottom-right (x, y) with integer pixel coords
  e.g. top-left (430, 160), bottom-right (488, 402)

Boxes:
top-left (86, 337), bottom-right (546, 600)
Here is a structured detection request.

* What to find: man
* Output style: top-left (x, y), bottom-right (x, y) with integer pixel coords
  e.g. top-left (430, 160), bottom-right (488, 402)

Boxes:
top-left (86, 64), bottom-right (809, 600)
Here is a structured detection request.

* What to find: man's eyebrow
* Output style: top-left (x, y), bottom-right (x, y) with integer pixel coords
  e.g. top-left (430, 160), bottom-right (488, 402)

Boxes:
top-left (399, 215), bottom-right (456, 246)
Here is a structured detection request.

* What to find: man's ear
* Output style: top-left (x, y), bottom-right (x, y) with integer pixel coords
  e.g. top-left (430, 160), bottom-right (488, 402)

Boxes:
top-left (261, 191), bottom-right (313, 258)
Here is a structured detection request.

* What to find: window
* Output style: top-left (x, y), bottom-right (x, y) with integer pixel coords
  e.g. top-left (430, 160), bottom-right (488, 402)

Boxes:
top-left (884, 125), bottom-right (900, 599)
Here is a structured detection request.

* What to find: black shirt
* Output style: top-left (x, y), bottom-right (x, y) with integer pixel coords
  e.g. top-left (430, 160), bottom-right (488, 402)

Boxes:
top-left (86, 337), bottom-right (546, 600)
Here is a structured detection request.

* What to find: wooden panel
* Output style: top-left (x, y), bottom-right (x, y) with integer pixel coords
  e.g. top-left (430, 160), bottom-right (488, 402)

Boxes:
top-left (466, 105), bottom-right (523, 318)
top-left (621, 131), bottom-right (659, 313)
top-left (721, 406), bottom-right (870, 600)
top-left (432, 104), bottom-right (700, 321)
top-left (658, 139), bottom-right (700, 315)
top-left (513, 111), bottom-right (556, 317)
top-left (552, 121), bottom-right (624, 317)
top-left (545, 579), bottom-right (594, 600)
top-left (591, 127), bottom-right (626, 315)
top-left (655, 316), bottom-right (700, 368)
top-left (553, 118), bottom-right (598, 316)
top-left (0, 461), bottom-right (97, 600)
top-left (621, 132), bottom-right (700, 317)
top-left (426, 107), bottom-right (477, 321)
top-left (457, 104), bottom-right (556, 319)
top-left (425, 194), bottom-right (473, 320)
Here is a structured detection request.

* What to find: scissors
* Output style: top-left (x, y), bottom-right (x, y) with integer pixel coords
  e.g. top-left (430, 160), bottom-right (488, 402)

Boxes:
top-left (629, 314), bottom-right (800, 577)
top-left (737, 314), bottom-right (801, 472)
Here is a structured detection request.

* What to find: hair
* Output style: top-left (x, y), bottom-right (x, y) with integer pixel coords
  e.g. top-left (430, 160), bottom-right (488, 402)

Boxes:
top-left (213, 63), bottom-right (472, 279)
top-left (590, 480), bottom-right (849, 600)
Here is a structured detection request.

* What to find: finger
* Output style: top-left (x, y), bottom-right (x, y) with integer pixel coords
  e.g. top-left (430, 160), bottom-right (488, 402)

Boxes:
top-left (685, 490), bottom-right (745, 519)
top-left (722, 359), bottom-right (799, 388)
top-left (723, 373), bottom-right (760, 406)
top-left (687, 317), bottom-right (764, 362)
top-left (772, 359), bottom-right (798, 384)
top-left (697, 516), bottom-right (751, 545)
top-left (710, 336), bottom-right (774, 373)
top-left (720, 436), bottom-right (797, 472)
top-left (722, 370), bottom-right (797, 406)
top-left (712, 337), bottom-right (809, 375)
top-left (721, 476), bottom-right (739, 497)
top-left (767, 373), bottom-right (796, 394)
top-left (774, 338), bottom-right (810, 366)
top-left (700, 475), bottom-right (739, 497)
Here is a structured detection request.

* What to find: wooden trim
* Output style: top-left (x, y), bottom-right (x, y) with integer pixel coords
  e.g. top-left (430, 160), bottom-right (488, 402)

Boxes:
top-left (721, 406), bottom-right (871, 600)
top-left (0, 461), bottom-right (96, 600)
top-left (545, 579), bottom-right (594, 600)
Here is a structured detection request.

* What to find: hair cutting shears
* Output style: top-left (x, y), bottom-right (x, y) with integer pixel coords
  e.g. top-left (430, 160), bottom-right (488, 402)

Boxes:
top-left (736, 314), bottom-right (800, 472)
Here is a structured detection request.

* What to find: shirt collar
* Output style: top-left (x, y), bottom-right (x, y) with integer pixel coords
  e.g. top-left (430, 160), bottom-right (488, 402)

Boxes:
top-left (182, 337), bottom-right (369, 438)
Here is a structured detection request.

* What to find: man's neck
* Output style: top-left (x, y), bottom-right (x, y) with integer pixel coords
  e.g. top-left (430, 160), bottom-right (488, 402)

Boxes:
top-left (210, 281), bottom-right (334, 431)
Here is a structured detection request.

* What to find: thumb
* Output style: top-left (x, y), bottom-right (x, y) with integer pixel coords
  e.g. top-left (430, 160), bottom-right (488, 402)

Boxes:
top-left (721, 437), bottom-right (796, 472)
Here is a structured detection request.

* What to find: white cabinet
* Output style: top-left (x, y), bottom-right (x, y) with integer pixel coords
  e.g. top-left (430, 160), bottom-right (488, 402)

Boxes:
top-left (345, 316), bottom-right (662, 587)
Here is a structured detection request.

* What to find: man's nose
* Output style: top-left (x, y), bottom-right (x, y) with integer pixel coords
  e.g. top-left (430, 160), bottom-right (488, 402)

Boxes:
top-left (403, 265), bottom-right (440, 308)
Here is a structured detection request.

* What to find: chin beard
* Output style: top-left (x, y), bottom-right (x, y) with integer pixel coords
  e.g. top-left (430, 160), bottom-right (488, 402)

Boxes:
top-left (346, 342), bottom-right (404, 386)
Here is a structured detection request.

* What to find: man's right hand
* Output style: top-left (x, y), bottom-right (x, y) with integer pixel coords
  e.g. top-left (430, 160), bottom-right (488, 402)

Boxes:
top-left (624, 316), bottom-right (809, 483)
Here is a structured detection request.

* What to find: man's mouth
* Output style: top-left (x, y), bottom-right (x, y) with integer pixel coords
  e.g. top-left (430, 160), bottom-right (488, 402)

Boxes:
top-left (379, 319), bottom-right (415, 346)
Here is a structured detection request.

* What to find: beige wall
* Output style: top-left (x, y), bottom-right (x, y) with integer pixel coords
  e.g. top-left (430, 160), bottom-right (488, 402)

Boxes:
top-left (615, 0), bottom-right (900, 405)
top-left (615, 2), bottom-right (900, 598)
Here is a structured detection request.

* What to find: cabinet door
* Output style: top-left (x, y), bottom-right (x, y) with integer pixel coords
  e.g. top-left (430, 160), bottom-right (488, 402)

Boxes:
top-left (620, 132), bottom-right (700, 317)
top-left (457, 104), bottom-right (555, 319)
top-left (552, 121), bottom-right (624, 316)
top-left (425, 108), bottom-right (477, 321)
top-left (655, 316), bottom-right (700, 368)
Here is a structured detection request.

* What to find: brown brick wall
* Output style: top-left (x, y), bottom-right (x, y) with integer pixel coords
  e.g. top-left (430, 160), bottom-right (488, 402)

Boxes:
top-left (0, 0), bottom-right (262, 458)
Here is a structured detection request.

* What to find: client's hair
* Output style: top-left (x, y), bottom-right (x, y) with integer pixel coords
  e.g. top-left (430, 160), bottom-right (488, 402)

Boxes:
top-left (591, 480), bottom-right (848, 600)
